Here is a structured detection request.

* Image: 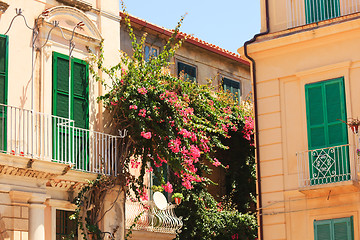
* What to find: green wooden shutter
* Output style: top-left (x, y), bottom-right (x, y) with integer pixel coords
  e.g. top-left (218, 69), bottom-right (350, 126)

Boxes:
top-left (314, 219), bottom-right (332, 240)
top-left (53, 54), bottom-right (70, 119)
top-left (333, 217), bottom-right (353, 240)
top-left (305, 0), bottom-right (340, 24)
top-left (305, 78), bottom-right (347, 149)
top-left (52, 52), bottom-right (89, 170)
top-left (305, 77), bottom-right (349, 185)
top-left (314, 217), bottom-right (353, 240)
top-left (72, 59), bottom-right (89, 129)
top-left (0, 35), bottom-right (8, 152)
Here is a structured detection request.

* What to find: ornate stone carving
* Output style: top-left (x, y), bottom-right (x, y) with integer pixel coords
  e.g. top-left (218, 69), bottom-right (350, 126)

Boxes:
top-left (56, 0), bottom-right (92, 12)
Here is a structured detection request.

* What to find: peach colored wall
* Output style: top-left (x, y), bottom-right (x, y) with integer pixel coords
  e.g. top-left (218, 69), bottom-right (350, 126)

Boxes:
top-left (0, 1), bottom-right (122, 240)
top-left (246, 14), bottom-right (360, 240)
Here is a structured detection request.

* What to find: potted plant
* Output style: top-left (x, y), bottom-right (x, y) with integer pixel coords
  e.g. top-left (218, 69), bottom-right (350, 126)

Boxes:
top-left (340, 118), bottom-right (360, 134)
top-left (347, 118), bottom-right (360, 134)
top-left (172, 193), bottom-right (184, 205)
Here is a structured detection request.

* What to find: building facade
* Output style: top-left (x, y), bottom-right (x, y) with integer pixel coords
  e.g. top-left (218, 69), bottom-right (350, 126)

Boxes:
top-left (0, 0), bottom-right (124, 239)
top-left (242, 0), bottom-right (360, 239)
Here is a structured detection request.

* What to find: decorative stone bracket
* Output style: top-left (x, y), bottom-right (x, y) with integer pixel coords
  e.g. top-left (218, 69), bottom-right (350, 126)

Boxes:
top-left (56, 0), bottom-right (92, 12)
top-left (0, 1), bottom-right (9, 13)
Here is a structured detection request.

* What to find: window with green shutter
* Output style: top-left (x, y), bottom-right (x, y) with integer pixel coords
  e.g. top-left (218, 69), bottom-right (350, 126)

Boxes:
top-left (0, 35), bottom-right (8, 153)
top-left (314, 216), bottom-right (353, 240)
top-left (223, 77), bottom-right (241, 104)
top-left (305, 0), bottom-right (340, 24)
top-left (177, 61), bottom-right (196, 82)
top-left (52, 52), bottom-right (89, 169)
top-left (305, 77), bottom-right (349, 185)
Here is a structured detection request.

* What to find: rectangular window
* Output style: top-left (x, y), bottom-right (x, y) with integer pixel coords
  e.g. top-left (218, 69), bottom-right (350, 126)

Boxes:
top-left (223, 77), bottom-right (241, 104)
top-left (177, 61), bottom-right (196, 82)
top-left (305, 77), bottom-right (349, 185)
top-left (305, 0), bottom-right (340, 24)
top-left (314, 216), bottom-right (353, 240)
top-left (0, 35), bottom-right (8, 152)
top-left (52, 52), bottom-right (89, 169)
top-left (56, 210), bottom-right (78, 240)
top-left (144, 45), bottom-right (158, 62)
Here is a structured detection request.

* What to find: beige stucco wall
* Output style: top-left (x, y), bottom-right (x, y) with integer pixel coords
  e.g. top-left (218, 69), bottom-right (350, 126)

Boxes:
top-left (0, 0), bottom-right (123, 239)
top-left (247, 14), bottom-right (360, 240)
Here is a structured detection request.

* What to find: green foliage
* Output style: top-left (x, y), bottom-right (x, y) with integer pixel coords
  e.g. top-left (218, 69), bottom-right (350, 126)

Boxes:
top-left (71, 175), bottom-right (116, 240)
top-left (151, 185), bottom-right (164, 193)
top-left (174, 183), bottom-right (257, 240)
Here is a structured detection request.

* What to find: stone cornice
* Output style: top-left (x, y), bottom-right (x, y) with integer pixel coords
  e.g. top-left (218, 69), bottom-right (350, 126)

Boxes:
top-left (56, 0), bottom-right (92, 12)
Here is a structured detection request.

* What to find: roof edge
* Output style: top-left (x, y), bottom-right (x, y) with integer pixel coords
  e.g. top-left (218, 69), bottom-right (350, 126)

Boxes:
top-left (119, 12), bottom-right (250, 66)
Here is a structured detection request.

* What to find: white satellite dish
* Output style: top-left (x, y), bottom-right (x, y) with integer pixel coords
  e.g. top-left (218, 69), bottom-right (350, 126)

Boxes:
top-left (153, 192), bottom-right (168, 210)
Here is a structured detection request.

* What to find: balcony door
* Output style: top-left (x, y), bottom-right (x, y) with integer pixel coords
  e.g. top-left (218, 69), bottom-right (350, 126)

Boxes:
top-left (305, 0), bottom-right (340, 24)
top-left (305, 77), bottom-right (349, 185)
top-left (52, 52), bottom-right (89, 171)
top-left (0, 35), bottom-right (8, 153)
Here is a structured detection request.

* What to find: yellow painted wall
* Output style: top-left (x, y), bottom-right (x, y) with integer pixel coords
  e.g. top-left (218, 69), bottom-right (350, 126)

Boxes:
top-left (245, 11), bottom-right (360, 240)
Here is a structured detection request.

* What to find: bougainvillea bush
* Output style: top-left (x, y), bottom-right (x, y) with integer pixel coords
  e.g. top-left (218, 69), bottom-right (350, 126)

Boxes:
top-left (89, 10), bottom-right (254, 201)
top-left (82, 4), bottom-right (256, 239)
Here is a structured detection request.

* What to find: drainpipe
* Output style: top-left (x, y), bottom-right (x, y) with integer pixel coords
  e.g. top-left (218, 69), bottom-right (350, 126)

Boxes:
top-left (243, 0), bottom-right (270, 239)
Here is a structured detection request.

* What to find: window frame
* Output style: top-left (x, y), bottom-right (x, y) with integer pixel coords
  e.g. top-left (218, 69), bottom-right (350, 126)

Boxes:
top-left (314, 216), bottom-right (354, 240)
top-left (144, 44), bottom-right (159, 62)
top-left (52, 52), bottom-right (90, 168)
top-left (176, 60), bottom-right (197, 83)
top-left (221, 76), bottom-right (242, 104)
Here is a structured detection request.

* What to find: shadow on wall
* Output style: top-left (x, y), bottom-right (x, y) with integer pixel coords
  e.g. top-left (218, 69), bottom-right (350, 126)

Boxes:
top-left (0, 213), bottom-right (9, 240)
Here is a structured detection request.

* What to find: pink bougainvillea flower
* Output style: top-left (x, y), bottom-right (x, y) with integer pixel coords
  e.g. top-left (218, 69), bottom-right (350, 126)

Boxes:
top-left (189, 145), bottom-right (201, 160)
top-left (138, 109), bottom-right (146, 117)
top-left (162, 182), bottom-right (173, 193)
top-left (138, 187), bottom-right (149, 201)
top-left (141, 131), bottom-right (152, 139)
top-left (182, 180), bottom-right (193, 190)
top-left (212, 158), bottom-right (221, 167)
top-left (137, 87), bottom-right (148, 95)
top-left (129, 105), bottom-right (138, 110)
top-left (110, 101), bottom-right (117, 106)
top-left (130, 158), bottom-right (140, 169)
top-left (168, 138), bottom-right (181, 153)
top-left (146, 167), bottom-right (153, 173)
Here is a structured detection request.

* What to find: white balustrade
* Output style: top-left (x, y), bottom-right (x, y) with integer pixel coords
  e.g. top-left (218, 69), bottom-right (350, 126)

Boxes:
top-left (0, 103), bottom-right (121, 176)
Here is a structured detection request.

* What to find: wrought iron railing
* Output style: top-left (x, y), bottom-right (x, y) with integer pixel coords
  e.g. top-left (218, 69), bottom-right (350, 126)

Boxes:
top-left (297, 144), bottom-right (358, 188)
top-left (286, 0), bottom-right (360, 28)
top-left (125, 200), bottom-right (183, 234)
top-left (0, 103), bottom-right (121, 176)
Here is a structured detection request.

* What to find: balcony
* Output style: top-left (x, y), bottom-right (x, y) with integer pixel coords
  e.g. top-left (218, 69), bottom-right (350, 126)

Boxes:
top-left (297, 144), bottom-right (359, 191)
top-left (0, 103), bottom-right (121, 176)
top-left (287, 0), bottom-right (360, 28)
top-left (125, 200), bottom-right (183, 234)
